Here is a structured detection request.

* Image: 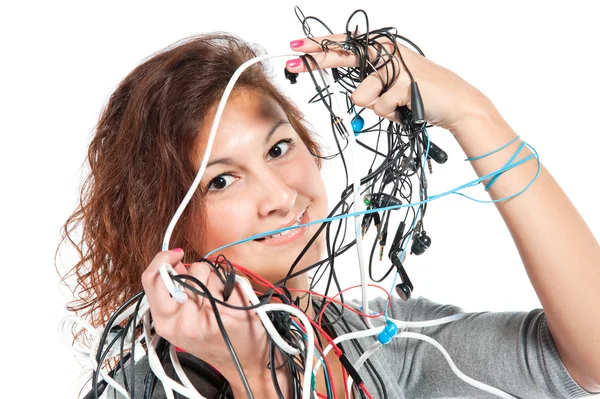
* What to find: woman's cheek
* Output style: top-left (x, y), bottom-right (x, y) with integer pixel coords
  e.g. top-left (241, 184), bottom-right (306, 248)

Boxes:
top-left (205, 199), bottom-right (254, 246)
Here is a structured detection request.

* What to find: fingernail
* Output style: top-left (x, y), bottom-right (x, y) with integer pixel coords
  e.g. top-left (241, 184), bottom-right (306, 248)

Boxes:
top-left (286, 58), bottom-right (302, 68)
top-left (290, 39), bottom-right (304, 48)
top-left (172, 248), bottom-right (183, 253)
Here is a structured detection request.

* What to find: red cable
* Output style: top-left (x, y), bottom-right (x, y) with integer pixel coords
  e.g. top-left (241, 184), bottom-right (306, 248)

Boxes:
top-left (342, 367), bottom-right (349, 398)
top-left (359, 383), bottom-right (373, 399)
top-left (192, 258), bottom-right (380, 399)
top-left (286, 285), bottom-right (390, 326)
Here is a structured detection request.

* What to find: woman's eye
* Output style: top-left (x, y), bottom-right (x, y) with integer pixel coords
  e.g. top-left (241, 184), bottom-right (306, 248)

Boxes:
top-left (208, 174), bottom-right (236, 192)
top-left (267, 139), bottom-right (295, 160)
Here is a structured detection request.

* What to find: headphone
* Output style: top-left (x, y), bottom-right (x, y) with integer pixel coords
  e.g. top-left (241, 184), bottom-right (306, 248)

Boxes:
top-left (392, 255), bottom-right (414, 301)
top-left (411, 230), bottom-right (432, 255)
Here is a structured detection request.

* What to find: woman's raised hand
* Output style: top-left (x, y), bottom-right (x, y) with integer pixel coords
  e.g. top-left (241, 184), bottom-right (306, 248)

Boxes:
top-left (141, 249), bottom-right (281, 396)
top-left (287, 34), bottom-right (496, 134)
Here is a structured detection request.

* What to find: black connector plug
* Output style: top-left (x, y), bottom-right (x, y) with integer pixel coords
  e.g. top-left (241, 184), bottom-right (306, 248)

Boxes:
top-left (284, 68), bottom-right (298, 84)
top-left (410, 81), bottom-right (426, 124)
top-left (364, 193), bottom-right (402, 208)
top-left (392, 255), bottom-right (414, 301)
top-left (379, 223), bottom-right (389, 261)
top-left (426, 140), bottom-right (448, 164)
top-left (389, 221), bottom-right (406, 260)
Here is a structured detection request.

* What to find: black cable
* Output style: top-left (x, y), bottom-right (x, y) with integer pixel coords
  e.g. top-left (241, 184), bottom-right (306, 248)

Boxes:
top-left (171, 275), bottom-right (255, 399)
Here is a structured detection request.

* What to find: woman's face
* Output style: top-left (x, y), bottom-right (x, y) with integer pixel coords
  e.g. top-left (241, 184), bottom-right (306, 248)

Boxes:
top-left (196, 90), bottom-right (328, 289)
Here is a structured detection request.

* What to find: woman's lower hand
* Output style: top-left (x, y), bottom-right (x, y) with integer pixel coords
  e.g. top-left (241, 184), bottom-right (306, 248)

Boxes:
top-left (141, 249), bottom-right (282, 395)
top-left (287, 34), bottom-right (497, 134)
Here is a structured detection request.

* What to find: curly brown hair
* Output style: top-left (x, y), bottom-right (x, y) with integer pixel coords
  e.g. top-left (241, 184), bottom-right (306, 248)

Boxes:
top-left (58, 32), bottom-right (322, 330)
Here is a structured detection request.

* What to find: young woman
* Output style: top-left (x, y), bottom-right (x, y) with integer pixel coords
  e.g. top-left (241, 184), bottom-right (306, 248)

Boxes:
top-left (61, 32), bottom-right (600, 398)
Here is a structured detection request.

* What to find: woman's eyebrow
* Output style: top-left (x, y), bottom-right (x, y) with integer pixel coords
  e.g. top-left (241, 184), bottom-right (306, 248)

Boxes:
top-left (206, 120), bottom-right (290, 167)
top-left (264, 120), bottom-right (289, 144)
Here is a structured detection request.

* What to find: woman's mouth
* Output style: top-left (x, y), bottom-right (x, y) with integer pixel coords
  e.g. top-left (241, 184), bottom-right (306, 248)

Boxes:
top-left (254, 208), bottom-right (309, 246)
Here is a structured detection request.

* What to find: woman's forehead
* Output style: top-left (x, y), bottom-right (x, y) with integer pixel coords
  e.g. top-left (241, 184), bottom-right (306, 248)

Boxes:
top-left (198, 90), bottom-right (291, 161)
top-left (234, 89), bottom-right (287, 121)
top-left (200, 89), bottom-right (287, 136)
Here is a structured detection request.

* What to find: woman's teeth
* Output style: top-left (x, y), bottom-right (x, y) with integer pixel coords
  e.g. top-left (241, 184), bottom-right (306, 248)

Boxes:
top-left (258, 212), bottom-right (304, 240)
top-left (264, 216), bottom-right (302, 239)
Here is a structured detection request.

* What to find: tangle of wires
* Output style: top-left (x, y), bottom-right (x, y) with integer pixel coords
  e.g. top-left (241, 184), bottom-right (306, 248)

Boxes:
top-left (283, 6), bottom-right (447, 317)
top-left (76, 8), bottom-right (449, 399)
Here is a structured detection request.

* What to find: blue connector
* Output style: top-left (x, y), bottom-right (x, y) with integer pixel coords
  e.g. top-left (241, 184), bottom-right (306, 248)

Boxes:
top-left (377, 320), bottom-right (399, 345)
top-left (352, 114), bottom-right (365, 136)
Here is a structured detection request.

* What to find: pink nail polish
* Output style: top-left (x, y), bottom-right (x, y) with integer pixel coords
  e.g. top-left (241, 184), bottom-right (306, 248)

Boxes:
top-left (290, 39), bottom-right (304, 48)
top-left (172, 248), bottom-right (183, 252)
top-left (286, 58), bottom-right (302, 68)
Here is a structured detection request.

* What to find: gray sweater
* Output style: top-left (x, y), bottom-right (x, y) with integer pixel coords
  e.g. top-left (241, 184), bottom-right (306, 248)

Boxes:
top-left (103, 296), bottom-right (597, 398)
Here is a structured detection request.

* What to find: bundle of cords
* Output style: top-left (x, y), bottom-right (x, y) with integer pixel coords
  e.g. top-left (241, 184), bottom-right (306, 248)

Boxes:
top-left (60, 7), bottom-right (538, 399)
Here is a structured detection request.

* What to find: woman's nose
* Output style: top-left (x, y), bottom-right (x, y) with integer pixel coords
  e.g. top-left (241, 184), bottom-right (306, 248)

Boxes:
top-left (256, 170), bottom-right (297, 218)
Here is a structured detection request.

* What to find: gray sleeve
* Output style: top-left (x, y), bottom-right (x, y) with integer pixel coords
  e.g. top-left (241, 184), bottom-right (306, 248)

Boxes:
top-left (101, 356), bottom-right (167, 399)
top-left (379, 296), bottom-right (598, 398)
top-left (101, 352), bottom-right (227, 398)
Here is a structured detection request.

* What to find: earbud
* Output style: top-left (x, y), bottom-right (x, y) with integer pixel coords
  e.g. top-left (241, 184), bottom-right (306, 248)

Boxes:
top-left (352, 113), bottom-right (365, 136)
top-left (392, 256), bottom-right (414, 301)
top-left (284, 68), bottom-right (298, 84)
top-left (410, 231), bottom-right (431, 255)
top-left (426, 140), bottom-right (448, 164)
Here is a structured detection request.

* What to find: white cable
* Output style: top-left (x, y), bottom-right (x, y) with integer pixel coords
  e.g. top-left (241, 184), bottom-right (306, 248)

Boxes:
top-left (159, 263), bottom-right (189, 303)
top-left (313, 303), bottom-right (458, 381)
top-left (348, 298), bottom-right (469, 328)
top-left (320, 70), bottom-right (374, 329)
top-left (235, 275), bottom-right (301, 356)
top-left (314, 326), bottom-right (384, 376)
top-left (158, 264), bottom-right (301, 357)
top-left (388, 313), bottom-right (468, 328)
top-left (58, 315), bottom-right (98, 359)
top-left (59, 315), bottom-right (133, 398)
top-left (141, 279), bottom-right (310, 398)
top-left (346, 341), bottom-right (382, 395)
top-left (142, 312), bottom-right (206, 399)
top-left (397, 331), bottom-right (518, 399)
top-left (161, 51), bottom-right (305, 252)
top-left (314, 309), bottom-right (512, 398)
top-left (169, 344), bottom-right (197, 392)
top-left (261, 303), bottom-right (315, 399)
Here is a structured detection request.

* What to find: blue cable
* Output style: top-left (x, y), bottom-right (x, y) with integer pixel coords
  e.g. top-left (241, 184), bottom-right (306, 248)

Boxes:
top-left (465, 135), bottom-right (521, 162)
top-left (205, 136), bottom-right (539, 259)
top-left (483, 141), bottom-right (525, 191)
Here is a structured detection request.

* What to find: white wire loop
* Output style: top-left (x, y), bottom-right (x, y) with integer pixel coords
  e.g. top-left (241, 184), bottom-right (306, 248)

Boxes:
top-left (159, 263), bottom-right (189, 304)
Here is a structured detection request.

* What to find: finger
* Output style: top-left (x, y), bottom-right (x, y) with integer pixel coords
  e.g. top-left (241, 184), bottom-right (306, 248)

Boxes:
top-left (290, 34), bottom-right (349, 53)
top-left (291, 31), bottom-right (390, 53)
top-left (173, 262), bottom-right (187, 275)
top-left (286, 49), bottom-right (358, 73)
top-left (186, 261), bottom-right (219, 306)
top-left (287, 43), bottom-right (398, 75)
top-left (141, 249), bottom-right (186, 315)
top-left (371, 83), bottom-right (411, 123)
top-left (352, 72), bottom-right (384, 108)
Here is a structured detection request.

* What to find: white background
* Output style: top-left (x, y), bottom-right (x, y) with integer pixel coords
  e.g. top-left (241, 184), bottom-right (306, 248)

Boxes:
top-left (1, 1), bottom-right (599, 397)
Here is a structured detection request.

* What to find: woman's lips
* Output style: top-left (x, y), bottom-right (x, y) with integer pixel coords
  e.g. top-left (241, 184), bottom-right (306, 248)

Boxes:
top-left (255, 209), bottom-right (309, 246)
